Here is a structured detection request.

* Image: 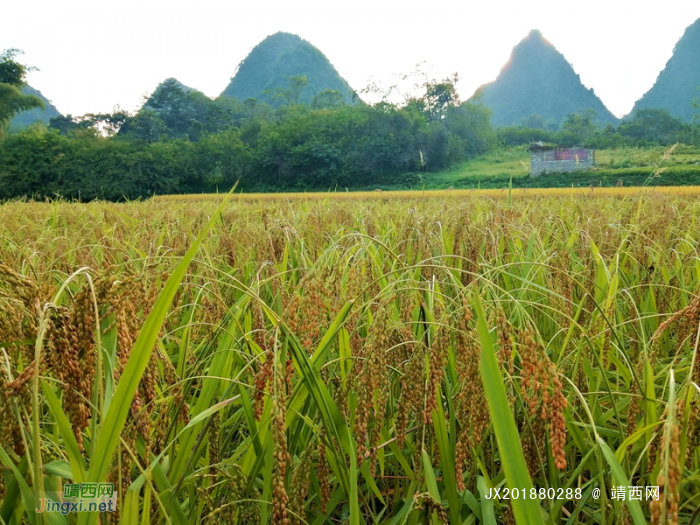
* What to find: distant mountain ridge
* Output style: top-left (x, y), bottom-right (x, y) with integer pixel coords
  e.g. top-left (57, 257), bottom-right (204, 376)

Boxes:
top-left (473, 30), bottom-right (618, 128)
top-left (630, 17), bottom-right (700, 122)
top-left (10, 85), bottom-right (61, 129)
top-left (220, 32), bottom-right (356, 105)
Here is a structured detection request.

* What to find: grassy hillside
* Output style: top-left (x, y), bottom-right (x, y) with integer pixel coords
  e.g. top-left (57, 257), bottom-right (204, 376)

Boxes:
top-left (421, 145), bottom-right (700, 189)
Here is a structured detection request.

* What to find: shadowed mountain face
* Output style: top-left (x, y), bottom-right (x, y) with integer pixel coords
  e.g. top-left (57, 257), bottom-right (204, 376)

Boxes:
top-left (473, 30), bottom-right (618, 127)
top-left (9, 85), bottom-right (61, 129)
top-left (220, 32), bottom-right (356, 105)
top-left (631, 18), bottom-right (700, 122)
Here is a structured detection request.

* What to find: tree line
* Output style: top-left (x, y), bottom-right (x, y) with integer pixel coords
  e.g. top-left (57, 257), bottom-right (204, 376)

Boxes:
top-left (498, 106), bottom-right (700, 148)
top-left (0, 71), bottom-right (496, 200)
top-left (2, 49), bottom-right (700, 201)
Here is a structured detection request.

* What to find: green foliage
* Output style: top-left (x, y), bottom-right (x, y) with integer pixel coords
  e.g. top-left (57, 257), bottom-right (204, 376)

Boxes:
top-left (617, 108), bottom-right (692, 145)
top-left (0, 76), bottom-right (499, 198)
top-left (406, 73), bottom-right (461, 123)
top-left (0, 49), bottom-right (43, 132)
top-left (251, 104), bottom-right (427, 188)
top-left (497, 126), bottom-right (557, 147)
top-left (518, 113), bottom-right (551, 130)
top-left (444, 102), bottom-right (498, 159)
top-left (311, 88), bottom-right (345, 109)
top-left (0, 127), bottom-right (250, 200)
top-left (122, 109), bottom-right (168, 143)
top-left (0, 49), bottom-right (30, 86)
top-left (560, 108), bottom-right (599, 146)
top-left (124, 79), bottom-right (250, 141)
top-left (262, 74), bottom-right (309, 106)
top-left (49, 109), bottom-right (131, 137)
top-left (497, 106), bottom-right (700, 149)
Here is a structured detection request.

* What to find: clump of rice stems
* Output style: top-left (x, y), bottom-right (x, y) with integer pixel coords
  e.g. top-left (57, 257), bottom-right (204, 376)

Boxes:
top-left (548, 363), bottom-right (568, 470)
top-left (3, 193), bottom-right (700, 524)
top-left (454, 297), bottom-right (487, 491)
top-left (413, 492), bottom-right (449, 524)
top-left (253, 348), bottom-right (274, 420)
top-left (288, 443), bottom-right (313, 524)
top-left (45, 304), bottom-right (87, 448)
top-left (625, 359), bottom-right (644, 438)
top-left (502, 503), bottom-right (516, 525)
top-left (287, 265), bottom-right (340, 353)
top-left (208, 410), bottom-right (220, 475)
top-left (495, 306), bottom-right (515, 376)
top-left (316, 428), bottom-right (331, 514)
top-left (271, 337), bottom-right (291, 525)
top-left (518, 326), bottom-right (568, 470)
top-left (651, 374), bottom-right (681, 525)
top-left (200, 464), bottom-right (250, 523)
top-left (393, 297), bottom-right (418, 449)
top-left (425, 297), bottom-right (450, 427)
top-left (353, 302), bottom-right (390, 473)
top-left (650, 292), bottom-right (700, 361)
top-left (0, 265), bottom-right (41, 457)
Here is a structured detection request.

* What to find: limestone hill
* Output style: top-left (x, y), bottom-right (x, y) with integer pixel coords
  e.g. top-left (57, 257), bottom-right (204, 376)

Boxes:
top-left (631, 17), bottom-right (700, 122)
top-left (220, 32), bottom-right (356, 105)
top-left (9, 85), bottom-right (61, 129)
top-left (473, 30), bottom-right (618, 128)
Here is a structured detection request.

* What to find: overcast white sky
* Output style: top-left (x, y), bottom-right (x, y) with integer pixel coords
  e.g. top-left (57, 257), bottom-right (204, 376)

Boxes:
top-left (4, 0), bottom-right (699, 119)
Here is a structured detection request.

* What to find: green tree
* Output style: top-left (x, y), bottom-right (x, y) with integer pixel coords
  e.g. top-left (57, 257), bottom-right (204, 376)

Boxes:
top-left (497, 126), bottom-right (556, 146)
top-left (123, 109), bottom-right (168, 143)
top-left (691, 87), bottom-right (699, 144)
top-left (518, 113), bottom-right (546, 129)
top-left (49, 114), bottom-right (91, 135)
top-left (0, 49), bottom-right (43, 132)
top-left (285, 75), bottom-right (308, 105)
top-left (406, 73), bottom-right (460, 123)
top-left (618, 108), bottom-right (688, 145)
top-left (560, 108), bottom-right (598, 145)
top-left (243, 98), bottom-right (258, 119)
top-left (50, 109), bottom-right (132, 137)
top-left (311, 89), bottom-right (344, 109)
top-left (264, 75), bottom-right (309, 106)
top-left (444, 102), bottom-right (497, 157)
top-left (141, 79), bottom-right (213, 138)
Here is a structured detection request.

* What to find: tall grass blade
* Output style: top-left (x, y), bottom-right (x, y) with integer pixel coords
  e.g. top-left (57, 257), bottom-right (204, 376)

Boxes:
top-left (79, 195), bottom-right (234, 525)
top-left (472, 291), bottom-right (543, 525)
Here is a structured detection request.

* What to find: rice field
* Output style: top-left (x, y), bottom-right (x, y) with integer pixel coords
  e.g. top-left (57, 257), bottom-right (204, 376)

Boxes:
top-left (157, 185), bottom-right (700, 201)
top-left (1, 190), bottom-right (699, 524)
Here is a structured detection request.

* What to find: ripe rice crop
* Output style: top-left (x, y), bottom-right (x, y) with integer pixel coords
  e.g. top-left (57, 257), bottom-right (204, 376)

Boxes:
top-left (0, 192), bottom-right (699, 524)
top-left (154, 185), bottom-right (700, 201)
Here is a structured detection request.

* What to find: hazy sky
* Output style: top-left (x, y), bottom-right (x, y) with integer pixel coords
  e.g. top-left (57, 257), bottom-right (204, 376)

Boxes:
top-left (4, 0), bottom-right (699, 119)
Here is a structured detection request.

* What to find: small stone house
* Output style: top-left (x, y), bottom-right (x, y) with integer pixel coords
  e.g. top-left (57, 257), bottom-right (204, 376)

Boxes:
top-left (529, 144), bottom-right (594, 177)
